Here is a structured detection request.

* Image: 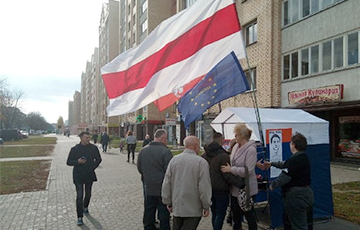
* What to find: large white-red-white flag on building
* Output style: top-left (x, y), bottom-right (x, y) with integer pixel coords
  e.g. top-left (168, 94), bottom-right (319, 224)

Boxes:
top-left (101, 0), bottom-right (246, 116)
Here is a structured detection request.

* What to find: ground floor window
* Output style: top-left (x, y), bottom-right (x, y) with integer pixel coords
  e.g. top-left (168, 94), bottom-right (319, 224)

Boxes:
top-left (338, 116), bottom-right (360, 159)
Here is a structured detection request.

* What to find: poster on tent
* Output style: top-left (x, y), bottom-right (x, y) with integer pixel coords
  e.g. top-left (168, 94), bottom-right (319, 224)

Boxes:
top-left (266, 128), bottom-right (292, 178)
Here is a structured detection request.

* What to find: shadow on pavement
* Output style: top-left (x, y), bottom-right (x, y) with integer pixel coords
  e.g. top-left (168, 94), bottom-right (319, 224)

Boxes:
top-left (84, 214), bottom-right (104, 229)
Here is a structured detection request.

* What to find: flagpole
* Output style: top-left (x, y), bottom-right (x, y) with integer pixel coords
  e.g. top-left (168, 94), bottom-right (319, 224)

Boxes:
top-left (236, 2), bottom-right (271, 228)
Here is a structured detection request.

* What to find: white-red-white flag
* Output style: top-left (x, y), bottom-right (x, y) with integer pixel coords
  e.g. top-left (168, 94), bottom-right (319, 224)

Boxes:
top-left (101, 0), bottom-right (246, 116)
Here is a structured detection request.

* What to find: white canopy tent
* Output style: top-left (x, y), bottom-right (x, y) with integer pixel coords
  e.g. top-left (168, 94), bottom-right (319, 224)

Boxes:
top-left (211, 107), bottom-right (333, 228)
top-left (210, 107), bottom-right (329, 145)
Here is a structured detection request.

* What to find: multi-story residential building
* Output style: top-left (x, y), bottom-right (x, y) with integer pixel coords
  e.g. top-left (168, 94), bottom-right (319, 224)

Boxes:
top-left (90, 48), bottom-right (99, 131)
top-left (69, 91), bottom-right (81, 134)
top-left (174, 0), bottom-right (283, 146)
top-left (68, 100), bottom-right (74, 128)
top-left (280, 0), bottom-right (360, 160)
top-left (99, 0), bottom-right (120, 135)
top-left (117, 0), bottom-right (177, 141)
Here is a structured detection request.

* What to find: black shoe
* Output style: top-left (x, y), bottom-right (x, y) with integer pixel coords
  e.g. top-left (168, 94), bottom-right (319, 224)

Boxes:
top-left (77, 218), bottom-right (84, 226)
top-left (127, 159), bottom-right (129, 162)
top-left (132, 160), bottom-right (135, 164)
top-left (83, 207), bottom-right (89, 215)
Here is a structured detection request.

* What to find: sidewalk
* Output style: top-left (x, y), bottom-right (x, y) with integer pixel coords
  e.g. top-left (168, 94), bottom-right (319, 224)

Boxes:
top-left (0, 135), bottom-right (359, 230)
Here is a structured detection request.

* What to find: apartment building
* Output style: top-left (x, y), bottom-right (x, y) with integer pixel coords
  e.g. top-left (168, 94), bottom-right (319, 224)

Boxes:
top-left (68, 91), bottom-right (81, 134)
top-left (280, 0), bottom-right (360, 160)
top-left (117, 0), bottom-right (177, 140)
top-left (98, 0), bottom-right (120, 135)
top-left (68, 101), bottom-right (74, 128)
top-left (174, 0), bottom-right (283, 145)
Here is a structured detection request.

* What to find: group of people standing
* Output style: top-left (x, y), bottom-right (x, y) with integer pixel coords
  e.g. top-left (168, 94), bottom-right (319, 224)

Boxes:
top-left (67, 124), bottom-right (313, 230)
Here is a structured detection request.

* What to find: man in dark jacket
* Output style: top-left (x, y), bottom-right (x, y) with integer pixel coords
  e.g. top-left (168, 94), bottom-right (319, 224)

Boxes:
top-left (67, 131), bottom-right (102, 226)
top-left (137, 129), bottom-right (173, 230)
top-left (202, 132), bottom-right (245, 230)
top-left (100, 132), bottom-right (110, 153)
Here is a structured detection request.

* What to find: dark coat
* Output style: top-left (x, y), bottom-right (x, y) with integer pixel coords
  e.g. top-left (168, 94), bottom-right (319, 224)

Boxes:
top-left (203, 141), bottom-right (245, 192)
top-left (142, 138), bottom-right (152, 147)
top-left (137, 142), bottom-right (173, 196)
top-left (100, 134), bottom-right (110, 144)
top-left (66, 142), bottom-right (102, 184)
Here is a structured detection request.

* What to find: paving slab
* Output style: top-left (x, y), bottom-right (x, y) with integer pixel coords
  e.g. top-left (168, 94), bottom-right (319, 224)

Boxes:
top-left (0, 134), bottom-right (359, 230)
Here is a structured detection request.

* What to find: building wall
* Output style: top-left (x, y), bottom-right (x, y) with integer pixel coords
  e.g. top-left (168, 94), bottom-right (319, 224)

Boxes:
top-left (98, 0), bottom-right (120, 133)
top-left (281, 0), bottom-right (360, 106)
top-left (73, 91), bottom-right (81, 126)
top-left (208, 0), bottom-right (282, 115)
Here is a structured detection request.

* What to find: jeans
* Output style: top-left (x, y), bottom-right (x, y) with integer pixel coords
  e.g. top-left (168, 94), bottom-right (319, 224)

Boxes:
top-left (102, 143), bottom-right (108, 152)
top-left (173, 216), bottom-right (201, 230)
top-left (143, 195), bottom-right (170, 230)
top-left (230, 195), bottom-right (258, 230)
top-left (75, 182), bottom-right (93, 218)
top-left (127, 144), bottom-right (136, 161)
top-left (283, 187), bottom-right (314, 230)
top-left (211, 190), bottom-right (230, 230)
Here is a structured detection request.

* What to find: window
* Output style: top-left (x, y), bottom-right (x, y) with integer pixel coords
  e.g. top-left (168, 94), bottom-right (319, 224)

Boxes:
top-left (311, 45), bottom-right (319, 74)
top-left (283, 1), bottom-right (289, 26)
top-left (348, 32), bottom-right (359, 65)
top-left (245, 68), bottom-right (257, 90)
top-left (143, 105), bottom-right (147, 112)
top-left (186, 0), bottom-right (197, 8)
top-left (284, 0), bottom-right (344, 26)
top-left (291, 52), bottom-right (298, 78)
top-left (334, 37), bottom-right (343, 68)
top-left (283, 55), bottom-right (290, 80)
top-left (322, 0), bottom-right (332, 8)
top-left (302, 0), bottom-right (310, 17)
top-left (301, 48), bottom-right (309, 75)
top-left (133, 32), bottom-right (136, 44)
top-left (322, 40), bottom-right (332, 71)
top-left (291, 0), bottom-right (299, 22)
top-left (141, 20), bottom-right (148, 33)
top-left (310, 0), bottom-right (319, 14)
top-left (245, 21), bottom-right (257, 46)
top-left (128, 21), bottom-right (131, 31)
top-left (142, 0), bottom-right (148, 13)
top-left (133, 14), bottom-right (135, 23)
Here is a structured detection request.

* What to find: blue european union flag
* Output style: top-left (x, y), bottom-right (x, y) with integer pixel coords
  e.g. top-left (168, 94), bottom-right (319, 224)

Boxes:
top-left (177, 51), bottom-right (250, 129)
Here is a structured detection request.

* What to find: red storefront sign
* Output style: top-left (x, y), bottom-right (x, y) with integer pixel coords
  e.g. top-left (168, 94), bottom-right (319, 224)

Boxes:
top-left (288, 84), bottom-right (343, 105)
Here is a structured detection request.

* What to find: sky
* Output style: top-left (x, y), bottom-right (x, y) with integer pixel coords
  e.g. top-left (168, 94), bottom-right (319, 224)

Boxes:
top-left (0, 0), bottom-right (107, 124)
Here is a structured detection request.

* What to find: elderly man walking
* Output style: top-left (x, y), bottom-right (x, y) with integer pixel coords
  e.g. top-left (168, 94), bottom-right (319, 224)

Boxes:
top-left (162, 136), bottom-right (212, 230)
top-left (137, 129), bottom-right (173, 230)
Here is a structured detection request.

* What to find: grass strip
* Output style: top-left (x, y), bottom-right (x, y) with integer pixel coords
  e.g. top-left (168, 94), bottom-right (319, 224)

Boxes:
top-left (0, 145), bottom-right (55, 158)
top-left (0, 160), bottom-right (51, 194)
top-left (4, 136), bottom-right (56, 145)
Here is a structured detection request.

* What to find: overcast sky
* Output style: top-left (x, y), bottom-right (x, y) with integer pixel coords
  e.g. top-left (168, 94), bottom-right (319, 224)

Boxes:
top-left (0, 0), bottom-right (106, 124)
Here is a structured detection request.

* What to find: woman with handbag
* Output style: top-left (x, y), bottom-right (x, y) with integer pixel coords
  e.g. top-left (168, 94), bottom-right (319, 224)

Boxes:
top-left (221, 123), bottom-right (258, 230)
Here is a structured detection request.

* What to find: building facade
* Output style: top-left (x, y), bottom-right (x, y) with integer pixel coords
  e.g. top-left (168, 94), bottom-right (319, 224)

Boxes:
top-left (117, 0), bottom-right (177, 141)
top-left (280, 0), bottom-right (360, 160)
top-left (99, 0), bottom-right (120, 135)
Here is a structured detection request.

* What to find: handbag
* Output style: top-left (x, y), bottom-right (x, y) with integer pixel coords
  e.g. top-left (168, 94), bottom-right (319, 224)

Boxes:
top-left (237, 187), bottom-right (254, 212)
top-left (236, 149), bottom-right (254, 212)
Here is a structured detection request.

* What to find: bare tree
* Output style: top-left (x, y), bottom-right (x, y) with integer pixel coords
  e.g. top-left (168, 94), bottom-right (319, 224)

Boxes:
top-left (0, 77), bottom-right (26, 129)
top-left (26, 112), bottom-right (48, 131)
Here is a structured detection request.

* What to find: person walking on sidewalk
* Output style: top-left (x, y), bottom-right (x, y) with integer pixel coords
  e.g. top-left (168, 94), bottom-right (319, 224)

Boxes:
top-left (137, 129), bottom-right (173, 230)
top-left (126, 130), bottom-right (137, 163)
top-left (162, 136), bottom-right (212, 230)
top-left (66, 131), bottom-right (102, 226)
top-left (100, 132), bottom-right (110, 153)
top-left (259, 132), bottom-right (314, 230)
